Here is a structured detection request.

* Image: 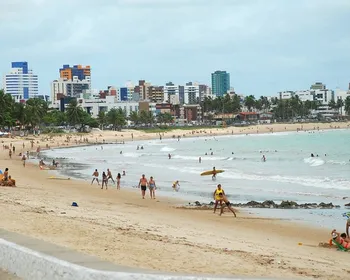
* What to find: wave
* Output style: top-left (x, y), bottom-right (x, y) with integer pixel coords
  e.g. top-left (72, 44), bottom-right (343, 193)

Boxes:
top-left (303, 157), bottom-right (325, 167)
top-left (160, 146), bottom-right (176, 152)
top-left (172, 155), bottom-right (226, 161)
top-left (327, 160), bottom-right (349, 166)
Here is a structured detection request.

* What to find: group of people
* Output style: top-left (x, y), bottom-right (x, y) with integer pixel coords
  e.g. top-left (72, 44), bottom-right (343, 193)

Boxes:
top-left (0, 168), bottom-right (16, 187)
top-left (330, 217), bottom-right (350, 249)
top-left (91, 169), bottom-right (125, 190)
top-left (138, 174), bottom-right (157, 199)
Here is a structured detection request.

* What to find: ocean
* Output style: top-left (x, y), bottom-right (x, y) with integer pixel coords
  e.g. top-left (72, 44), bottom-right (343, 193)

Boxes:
top-left (41, 129), bottom-right (350, 230)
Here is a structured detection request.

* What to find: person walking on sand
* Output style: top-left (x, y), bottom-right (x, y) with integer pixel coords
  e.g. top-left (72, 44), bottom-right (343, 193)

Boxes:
top-left (138, 174), bottom-right (148, 199)
top-left (218, 193), bottom-right (236, 217)
top-left (116, 173), bottom-right (121, 190)
top-left (91, 169), bottom-right (100, 185)
top-left (22, 154), bottom-right (27, 167)
top-left (101, 171), bottom-right (108, 190)
top-left (107, 168), bottom-right (115, 184)
top-left (9, 149), bottom-right (12, 159)
top-left (148, 176), bottom-right (157, 199)
top-left (213, 184), bottom-right (225, 214)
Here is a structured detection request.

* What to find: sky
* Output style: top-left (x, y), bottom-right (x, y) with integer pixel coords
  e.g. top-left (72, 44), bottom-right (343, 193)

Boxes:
top-left (0, 0), bottom-right (350, 96)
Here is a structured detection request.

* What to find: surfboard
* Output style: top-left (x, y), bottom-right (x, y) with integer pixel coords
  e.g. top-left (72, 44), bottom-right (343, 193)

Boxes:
top-left (200, 170), bottom-right (224, 176)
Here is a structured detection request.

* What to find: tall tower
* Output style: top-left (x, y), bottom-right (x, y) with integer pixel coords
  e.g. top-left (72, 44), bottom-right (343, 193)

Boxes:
top-left (211, 70), bottom-right (230, 97)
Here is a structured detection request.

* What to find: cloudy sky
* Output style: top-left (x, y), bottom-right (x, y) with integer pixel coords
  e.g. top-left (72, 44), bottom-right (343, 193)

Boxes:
top-left (0, 0), bottom-right (349, 96)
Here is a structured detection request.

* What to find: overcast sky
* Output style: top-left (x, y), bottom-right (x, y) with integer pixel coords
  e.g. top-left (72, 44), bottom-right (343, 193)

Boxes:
top-left (0, 0), bottom-right (349, 96)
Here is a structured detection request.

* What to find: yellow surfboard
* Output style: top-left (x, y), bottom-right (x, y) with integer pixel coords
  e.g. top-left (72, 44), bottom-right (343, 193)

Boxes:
top-left (200, 170), bottom-right (224, 176)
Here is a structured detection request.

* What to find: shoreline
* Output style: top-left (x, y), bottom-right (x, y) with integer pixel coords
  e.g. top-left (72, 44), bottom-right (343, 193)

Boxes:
top-left (0, 122), bottom-right (349, 279)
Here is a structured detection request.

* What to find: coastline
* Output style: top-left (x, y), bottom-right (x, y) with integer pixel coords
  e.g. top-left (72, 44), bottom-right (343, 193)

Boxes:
top-left (0, 122), bottom-right (349, 279)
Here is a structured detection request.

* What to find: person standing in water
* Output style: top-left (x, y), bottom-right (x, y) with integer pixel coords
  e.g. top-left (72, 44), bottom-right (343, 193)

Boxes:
top-left (212, 167), bottom-right (217, 180)
top-left (138, 174), bottom-right (148, 199)
top-left (199, 157), bottom-right (201, 163)
top-left (262, 155), bottom-right (266, 162)
top-left (172, 180), bottom-right (180, 192)
top-left (91, 169), bottom-right (100, 185)
top-left (107, 168), bottom-right (115, 184)
top-left (148, 176), bottom-right (157, 199)
top-left (116, 173), bottom-right (121, 190)
top-left (213, 184), bottom-right (225, 214)
top-left (101, 171), bottom-right (108, 190)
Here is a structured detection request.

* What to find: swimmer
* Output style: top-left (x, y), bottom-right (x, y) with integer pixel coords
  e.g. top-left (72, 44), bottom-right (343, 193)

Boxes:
top-left (122, 170), bottom-right (126, 176)
top-left (199, 157), bottom-right (201, 163)
top-left (262, 155), bottom-right (266, 162)
top-left (168, 153), bottom-right (171, 159)
top-left (172, 180), bottom-right (180, 192)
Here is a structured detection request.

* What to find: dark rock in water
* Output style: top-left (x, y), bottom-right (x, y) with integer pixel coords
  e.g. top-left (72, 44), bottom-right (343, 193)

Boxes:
top-left (345, 203), bottom-right (350, 207)
top-left (209, 201), bottom-right (214, 206)
top-left (246, 201), bottom-right (261, 207)
top-left (262, 200), bottom-right (276, 208)
top-left (319, 202), bottom-right (333, 209)
top-left (279, 200), bottom-right (298, 209)
top-left (195, 201), bottom-right (201, 206)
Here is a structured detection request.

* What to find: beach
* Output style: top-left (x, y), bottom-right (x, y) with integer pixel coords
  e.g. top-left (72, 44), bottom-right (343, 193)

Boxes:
top-left (1, 122), bottom-right (350, 279)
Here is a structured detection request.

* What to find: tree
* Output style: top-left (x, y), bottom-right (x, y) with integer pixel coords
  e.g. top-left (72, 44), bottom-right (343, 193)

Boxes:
top-left (129, 111), bottom-right (139, 125)
top-left (97, 111), bottom-right (107, 130)
top-left (244, 95), bottom-right (256, 112)
top-left (336, 98), bottom-right (344, 115)
top-left (66, 99), bottom-right (84, 126)
top-left (328, 99), bottom-right (336, 110)
top-left (25, 98), bottom-right (48, 128)
top-left (13, 102), bottom-right (26, 128)
top-left (0, 89), bottom-right (15, 128)
top-left (107, 108), bottom-right (126, 131)
top-left (139, 110), bottom-right (149, 125)
top-left (345, 96), bottom-right (350, 116)
top-left (43, 110), bottom-right (66, 126)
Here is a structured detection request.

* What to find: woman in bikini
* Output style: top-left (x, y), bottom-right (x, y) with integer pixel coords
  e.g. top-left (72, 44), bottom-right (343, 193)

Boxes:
top-left (116, 173), bottom-right (121, 190)
top-left (101, 171), bottom-right (108, 190)
top-left (148, 176), bottom-right (156, 199)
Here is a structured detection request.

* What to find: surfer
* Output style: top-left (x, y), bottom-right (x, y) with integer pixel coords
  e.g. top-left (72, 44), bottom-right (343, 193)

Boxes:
top-left (91, 169), bottom-right (100, 185)
top-left (213, 184), bottom-right (225, 214)
top-left (212, 167), bottom-right (217, 180)
top-left (172, 181), bottom-right (180, 192)
top-left (107, 168), bottom-right (115, 184)
top-left (138, 174), bottom-right (148, 199)
top-left (148, 176), bottom-right (156, 199)
top-left (218, 193), bottom-right (237, 217)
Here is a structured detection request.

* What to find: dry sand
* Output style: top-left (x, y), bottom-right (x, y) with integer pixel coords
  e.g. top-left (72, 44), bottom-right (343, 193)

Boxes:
top-left (0, 122), bottom-right (350, 280)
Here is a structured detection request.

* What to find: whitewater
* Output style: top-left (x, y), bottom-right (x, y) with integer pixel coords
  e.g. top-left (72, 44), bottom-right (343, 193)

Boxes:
top-left (42, 129), bottom-right (350, 229)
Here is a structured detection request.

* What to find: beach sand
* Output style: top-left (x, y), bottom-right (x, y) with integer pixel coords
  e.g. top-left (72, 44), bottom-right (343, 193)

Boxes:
top-left (0, 122), bottom-right (349, 280)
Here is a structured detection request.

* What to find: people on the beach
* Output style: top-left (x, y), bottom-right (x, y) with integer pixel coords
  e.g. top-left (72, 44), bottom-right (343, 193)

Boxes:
top-left (138, 174), bottom-right (148, 199)
top-left (172, 180), bottom-right (180, 192)
top-left (22, 154), bottom-right (26, 167)
top-left (331, 229), bottom-right (350, 249)
top-left (107, 168), bottom-right (115, 184)
top-left (168, 153), bottom-right (171, 159)
top-left (91, 169), bottom-right (100, 185)
top-left (148, 176), bottom-right (156, 199)
top-left (116, 173), bottom-right (121, 190)
top-left (346, 218), bottom-right (350, 238)
top-left (218, 193), bottom-right (237, 217)
top-left (213, 184), bottom-right (225, 214)
top-left (262, 155), bottom-right (266, 162)
top-left (9, 149), bottom-right (12, 159)
top-left (101, 171), bottom-right (108, 189)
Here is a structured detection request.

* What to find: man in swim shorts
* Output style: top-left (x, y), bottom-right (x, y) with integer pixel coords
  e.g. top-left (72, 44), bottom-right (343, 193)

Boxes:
top-left (218, 193), bottom-right (237, 217)
top-left (91, 169), bottom-right (100, 185)
top-left (138, 174), bottom-right (148, 199)
top-left (213, 184), bottom-right (225, 214)
top-left (107, 168), bottom-right (115, 184)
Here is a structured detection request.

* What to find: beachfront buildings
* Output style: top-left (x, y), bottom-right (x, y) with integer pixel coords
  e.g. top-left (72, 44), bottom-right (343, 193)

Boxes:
top-left (2, 62), bottom-right (39, 102)
top-left (211, 70), bottom-right (230, 97)
top-left (184, 82), bottom-right (200, 104)
top-left (163, 82), bottom-right (180, 104)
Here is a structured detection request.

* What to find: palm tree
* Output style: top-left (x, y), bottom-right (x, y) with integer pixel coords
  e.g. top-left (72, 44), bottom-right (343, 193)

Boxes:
top-left (107, 108), bottom-right (126, 131)
top-left (97, 111), bottom-right (107, 130)
top-left (0, 90), bottom-right (15, 128)
top-left (336, 98), bottom-right (344, 115)
top-left (66, 99), bottom-right (84, 126)
top-left (13, 102), bottom-right (26, 128)
top-left (345, 96), bottom-right (350, 116)
top-left (25, 98), bottom-right (48, 129)
top-left (244, 95), bottom-right (256, 112)
top-left (129, 111), bottom-right (139, 125)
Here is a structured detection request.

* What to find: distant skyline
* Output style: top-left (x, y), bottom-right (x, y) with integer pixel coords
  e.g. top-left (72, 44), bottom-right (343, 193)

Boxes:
top-left (1, 0), bottom-right (350, 96)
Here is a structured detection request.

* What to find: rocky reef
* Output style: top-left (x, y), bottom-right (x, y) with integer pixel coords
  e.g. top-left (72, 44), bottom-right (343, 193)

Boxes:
top-left (187, 200), bottom-right (341, 209)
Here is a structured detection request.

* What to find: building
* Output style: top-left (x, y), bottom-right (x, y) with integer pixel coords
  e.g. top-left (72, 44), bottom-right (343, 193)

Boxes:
top-left (211, 70), bottom-right (230, 97)
top-left (3, 62), bottom-right (38, 102)
top-left (51, 77), bottom-right (91, 103)
top-left (164, 82), bottom-right (179, 103)
top-left (59, 65), bottom-right (90, 81)
top-left (335, 88), bottom-right (350, 116)
top-left (180, 104), bottom-right (202, 123)
top-left (310, 82), bottom-right (326, 90)
top-left (184, 82), bottom-right (200, 104)
top-left (148, 86), bottom-right (164, 103)
top-left (137, 80), bottom-right (151, 100)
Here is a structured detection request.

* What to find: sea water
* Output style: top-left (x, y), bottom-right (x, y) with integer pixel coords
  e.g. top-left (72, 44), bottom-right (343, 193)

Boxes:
top-left (41, 129), bottom-right (350, 230)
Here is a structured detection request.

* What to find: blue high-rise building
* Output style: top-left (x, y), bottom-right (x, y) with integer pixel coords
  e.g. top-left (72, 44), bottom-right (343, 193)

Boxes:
top-left (3, 62), bottom-right (38, 102)
top-left (211, 70), bottom-right (230, 97)
top-left (120, 87), bottom-right (128, 101)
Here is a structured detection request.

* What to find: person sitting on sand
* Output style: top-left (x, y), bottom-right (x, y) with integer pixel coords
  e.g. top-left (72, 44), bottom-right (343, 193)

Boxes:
top-left (91, 169), bottom-right (100, 185)
top-left (340, 233), bottom-right (350, 243)
top-left (218, 193), bottom-right (237, 217)
top-left (213, 184), bottom-right (225, 214)
top-left (7, 176), bottom-right (15, 187)
top-left (332, 229), bottom-right (350, 249)
top-left (3, 168), bottom-right (9, 182)
top-left (172, 180), bottom-right (180, 192)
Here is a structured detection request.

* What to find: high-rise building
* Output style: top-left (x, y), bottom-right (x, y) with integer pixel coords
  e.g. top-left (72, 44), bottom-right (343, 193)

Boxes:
top-left (164, 82), bottom-right (179, 103)
top-left (184, 82), bottom-right (200, 104)
top-left (148, 86), bottom-right (164, 103)
top-left (59, 64), bottom-right (91, 81)
top-left (310, 82), bottom-right (326, 90)
top-left (211, 70), bottom-right (230, 97)
top-left (51, 77), bottom-right (91, 102)
top-left (3, 62), bottom-right (38, 102)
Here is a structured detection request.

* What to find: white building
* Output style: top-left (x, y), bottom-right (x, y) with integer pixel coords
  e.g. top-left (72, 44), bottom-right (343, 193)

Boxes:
top-left (163, 82), bottom-right (179, 103)
top-left (184, 82), bottom-right (200, 104)
top-left (3, 62), bottom-right (38, 102)
top-left (335, 88), bottom-right (350, 116)
top-left (51, 77), bottom-right (91, 103)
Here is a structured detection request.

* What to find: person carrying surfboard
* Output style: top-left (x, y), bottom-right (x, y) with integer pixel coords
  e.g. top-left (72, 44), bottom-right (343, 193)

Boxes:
top-left (213, 184), bottom-right (225, 214)
top-left (212, 167), bottom-right (217, 180)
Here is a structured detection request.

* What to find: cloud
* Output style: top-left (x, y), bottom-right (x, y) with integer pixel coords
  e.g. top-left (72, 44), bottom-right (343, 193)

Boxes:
top-left (0, 0), bottom-right (349, 95)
